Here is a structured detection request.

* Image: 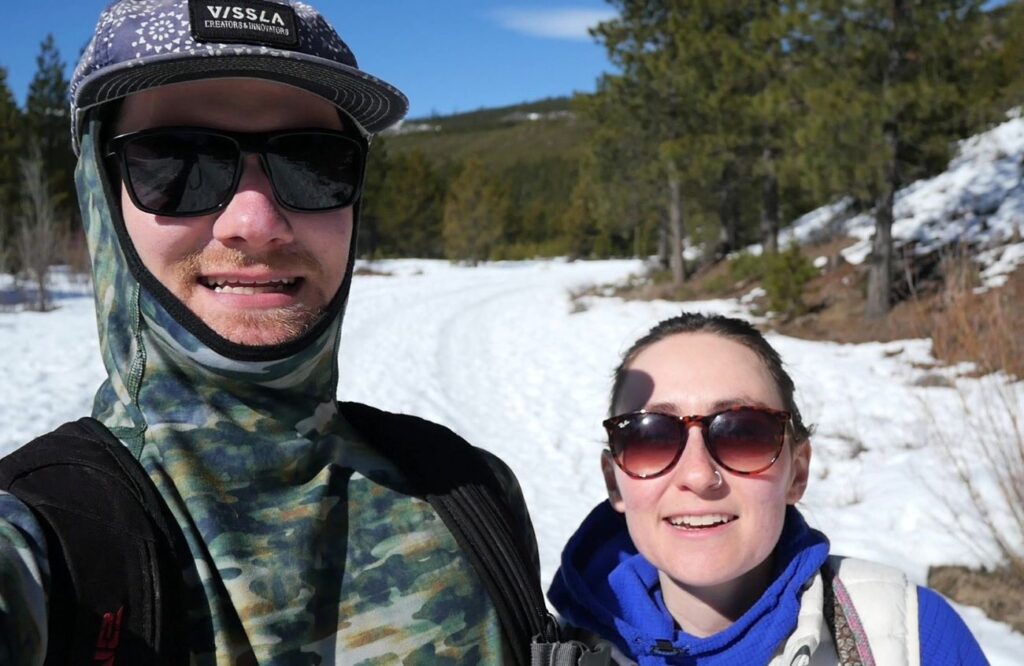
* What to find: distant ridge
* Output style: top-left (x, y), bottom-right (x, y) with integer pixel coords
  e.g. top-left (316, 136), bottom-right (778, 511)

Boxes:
top-left (391, 96), bottom-right (574, 135)
top-left (381, 95), bottom-right (582, 168)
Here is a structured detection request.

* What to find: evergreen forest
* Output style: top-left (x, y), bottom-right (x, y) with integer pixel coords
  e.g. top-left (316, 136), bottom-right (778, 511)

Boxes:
top-left (3, 1), bottom-right (1024, 319)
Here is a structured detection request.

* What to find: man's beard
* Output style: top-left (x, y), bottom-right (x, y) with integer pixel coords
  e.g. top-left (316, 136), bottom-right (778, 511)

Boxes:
top-left (173, 246), bottom-right (330, 346)
top-left (209, 303), bottom-right (322, 345)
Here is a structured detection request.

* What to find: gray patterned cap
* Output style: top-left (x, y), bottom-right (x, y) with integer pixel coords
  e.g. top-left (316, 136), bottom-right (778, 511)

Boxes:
top-left (70, 0), bottom-right (409, 153)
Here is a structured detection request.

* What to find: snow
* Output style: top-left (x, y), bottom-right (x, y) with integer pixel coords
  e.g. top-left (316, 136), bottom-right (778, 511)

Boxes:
top-left (745, 113), bottom-right (1024, 289)
top-left (1, 258), bottom-right (1022, 663)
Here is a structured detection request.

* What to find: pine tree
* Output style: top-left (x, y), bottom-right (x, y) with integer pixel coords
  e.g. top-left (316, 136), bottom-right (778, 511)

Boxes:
top-left (743, 1), bottom-right (817, 254)
top-left (588, 1), bottom-right (720, 284)
top-left (358, 135), bottom-right (392, 257)
top-left (798, 0), bottom-right (988, 318)
top-left (560, 152), bottom-right (608, 259)
top-left (588, 1), bottom-right (803, 281)
top-left (25, 34), bottom-right (75, 237)
top-left (573, 87), bottom-right (662, 262)
top-left (990, 0), bottom-right (1024, 112)
top-left (442, 159), bottom-right (506, 264)
top-left (376, 150), bottom-right (445, 257)
top-left (0, 66), bottom-right (23, 269)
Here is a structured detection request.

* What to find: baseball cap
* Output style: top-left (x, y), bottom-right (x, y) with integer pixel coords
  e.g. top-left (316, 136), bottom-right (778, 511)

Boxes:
top-left (70, 0), bottom-right (409, 154)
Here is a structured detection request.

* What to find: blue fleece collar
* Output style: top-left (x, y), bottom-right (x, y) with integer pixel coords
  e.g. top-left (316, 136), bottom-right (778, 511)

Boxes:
top-left (548, 503), bottom-right (830, 665)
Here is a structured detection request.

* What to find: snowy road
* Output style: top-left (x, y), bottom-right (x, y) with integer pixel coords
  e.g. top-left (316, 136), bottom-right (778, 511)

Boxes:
top-left (2, 259), bottom-right (1022, 662)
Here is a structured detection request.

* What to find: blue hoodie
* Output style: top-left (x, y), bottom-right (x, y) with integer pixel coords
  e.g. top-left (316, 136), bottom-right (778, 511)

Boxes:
top-left (547, 502), bottom-right (988, 665)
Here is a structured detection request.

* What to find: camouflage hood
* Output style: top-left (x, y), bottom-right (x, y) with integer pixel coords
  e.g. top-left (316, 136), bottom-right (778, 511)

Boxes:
top-left (74, 117), bottom-right (493, 661)
top-left (75, 118), bottom-right (352, 453)
top-left (74, 117), bottom-right (506, 663)
top-left (78, 108), bottom-right (357, 648)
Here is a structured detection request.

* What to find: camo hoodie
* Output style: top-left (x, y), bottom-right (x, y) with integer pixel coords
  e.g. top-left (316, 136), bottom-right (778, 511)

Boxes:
top-left (0, 117), bottom-right (534, 664)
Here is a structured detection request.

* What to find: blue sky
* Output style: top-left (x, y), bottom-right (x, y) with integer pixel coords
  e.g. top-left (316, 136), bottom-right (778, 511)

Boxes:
top-left (0, 1), bottom-right (617, 120)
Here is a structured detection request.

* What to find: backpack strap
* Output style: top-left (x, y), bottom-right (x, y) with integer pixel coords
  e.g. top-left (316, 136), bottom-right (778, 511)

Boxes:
top-left (823, 556), bottom-right (920, 666)
top-left (823, 559), bottom-right (872, 666)
top-left (338, 401), bottom-right (560, 666)
top-left (0, 418), bottom-right (189, 665)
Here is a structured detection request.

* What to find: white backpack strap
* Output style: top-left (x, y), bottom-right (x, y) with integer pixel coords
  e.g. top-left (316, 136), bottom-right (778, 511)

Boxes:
top-left (827, 556), bottom-right (919, 666)
top-left (770, 568), bottom-right (833, 666)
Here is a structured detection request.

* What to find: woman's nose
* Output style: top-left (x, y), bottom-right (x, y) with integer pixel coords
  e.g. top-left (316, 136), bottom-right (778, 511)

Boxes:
top-left (670, 426), bottom-right (723, 493)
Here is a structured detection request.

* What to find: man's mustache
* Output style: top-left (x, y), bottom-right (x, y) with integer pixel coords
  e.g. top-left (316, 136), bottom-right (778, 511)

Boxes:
top-left (175, 246), bottom-right (324, 279)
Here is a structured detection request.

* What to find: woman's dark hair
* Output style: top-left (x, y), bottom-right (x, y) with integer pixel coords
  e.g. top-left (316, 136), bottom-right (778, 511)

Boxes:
top-left (610, 312), bottom-right (812, 442)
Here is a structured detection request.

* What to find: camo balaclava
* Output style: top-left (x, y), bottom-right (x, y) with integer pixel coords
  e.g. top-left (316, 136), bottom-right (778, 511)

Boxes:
top-left (67, 1), bottom-right (506, 661)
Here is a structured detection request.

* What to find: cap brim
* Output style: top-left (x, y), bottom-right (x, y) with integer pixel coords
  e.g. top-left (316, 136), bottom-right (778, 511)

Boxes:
top-left (74, 51), bottom-right (408, 136)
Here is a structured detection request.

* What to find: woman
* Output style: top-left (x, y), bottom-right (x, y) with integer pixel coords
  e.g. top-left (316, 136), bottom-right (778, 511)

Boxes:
top-left (547, 312), bottom-right (986, 665)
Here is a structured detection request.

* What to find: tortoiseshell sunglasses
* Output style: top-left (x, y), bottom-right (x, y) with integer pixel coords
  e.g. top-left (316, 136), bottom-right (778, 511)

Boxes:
top-left (604, 405), bottom-right (791, 478)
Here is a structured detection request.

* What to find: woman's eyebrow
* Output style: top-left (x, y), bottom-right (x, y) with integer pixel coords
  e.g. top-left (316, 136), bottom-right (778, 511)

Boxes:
top-left (643, 396), bottom-right (772, 415)
top-left (642, 401), bottom-right (682, 415)
top-left (706, 396), bottom-right (773, 412)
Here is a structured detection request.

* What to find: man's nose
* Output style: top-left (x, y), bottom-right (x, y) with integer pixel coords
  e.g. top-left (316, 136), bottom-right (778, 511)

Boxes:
top-left (211, 154), bottom-right (294, 249)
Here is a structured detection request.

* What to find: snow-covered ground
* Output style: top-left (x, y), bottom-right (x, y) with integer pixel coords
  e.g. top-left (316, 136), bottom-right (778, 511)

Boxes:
top-left (755, 112), bottom-right (1024, 290)
top-left (2, 258), bottom-right (1022, 663)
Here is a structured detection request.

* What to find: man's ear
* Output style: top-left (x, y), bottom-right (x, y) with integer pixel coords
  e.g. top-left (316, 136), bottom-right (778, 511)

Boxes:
top-left (786, 439), bottom-right (812, 505)
top-left (601, 450), bottom-right (626, 513)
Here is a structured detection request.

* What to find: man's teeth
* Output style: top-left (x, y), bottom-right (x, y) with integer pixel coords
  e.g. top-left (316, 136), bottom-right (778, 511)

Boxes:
top-left (667, 514), bottom-right (734, 528)
top-left (204, 278), bottom-right (296, 294)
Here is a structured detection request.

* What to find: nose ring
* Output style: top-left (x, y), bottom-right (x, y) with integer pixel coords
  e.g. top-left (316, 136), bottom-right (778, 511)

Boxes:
top-left (712, 469), bottom-right (723, 489)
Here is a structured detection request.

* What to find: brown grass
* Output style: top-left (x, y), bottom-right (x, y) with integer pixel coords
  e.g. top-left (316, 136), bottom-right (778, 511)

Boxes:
top-left (928, 565), bottom-right (1024, 633)
top-left (930, 263), bottom-right (1024, 379)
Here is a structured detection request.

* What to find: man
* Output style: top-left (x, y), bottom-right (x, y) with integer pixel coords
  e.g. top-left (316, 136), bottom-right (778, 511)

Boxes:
top-left (0, 0), bottom-right (542, 662)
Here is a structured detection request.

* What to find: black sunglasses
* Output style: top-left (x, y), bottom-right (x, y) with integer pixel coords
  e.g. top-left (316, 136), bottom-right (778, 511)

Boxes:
top-left (603, 405), bottom-right (791, 478)
top-left (105, 126), bottom-right (367, 217)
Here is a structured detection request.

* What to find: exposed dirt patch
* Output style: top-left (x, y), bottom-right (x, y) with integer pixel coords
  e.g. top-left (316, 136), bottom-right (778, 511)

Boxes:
top-left (615, 237), bottom-right (1023, 380)
top-left (928, 565), bottom-right (1024, 632)
top-left (767, 237), bottom-right (939, 343)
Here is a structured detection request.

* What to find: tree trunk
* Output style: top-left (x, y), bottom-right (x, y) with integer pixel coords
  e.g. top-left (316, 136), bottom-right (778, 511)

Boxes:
top-left (656, 220), bottom-right (669, 270)
top-left (667, 171), bottom-right (685, 286)
top-left (717, 165), bottom-right (740, 258)
top-left (761, 147), bottom-right (780, 254)
top-left (34, 270), bottom-right (47, 312)
top-left (866, 0), bottom-right (905, 319)
top-left (865, 154), bottom-right (896, 318)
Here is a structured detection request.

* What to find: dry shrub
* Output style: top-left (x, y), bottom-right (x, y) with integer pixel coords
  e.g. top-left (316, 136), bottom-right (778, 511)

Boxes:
top-left (919, 373), bottom-right (1024, 637)
top-left (930, 258), bottom-right (1023, 379)
top-left (920, 260), bottom-right (1024, 622)
top-left (941, 380), bottom-right (1024, 580)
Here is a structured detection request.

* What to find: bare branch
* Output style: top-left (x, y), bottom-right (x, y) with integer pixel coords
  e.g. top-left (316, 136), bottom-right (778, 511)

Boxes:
top-left (16, 140), bottom-right (58, 312)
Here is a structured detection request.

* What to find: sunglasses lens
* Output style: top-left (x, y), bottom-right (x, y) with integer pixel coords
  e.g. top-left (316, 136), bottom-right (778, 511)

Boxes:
top-left (265, 133), bottom-right (363, 211)
top-left (608, 413), bottom-right (683, 478)
top-left (708, 408), bottom-right (785, 473)
top-left (122, 131), bottom-right (237, 215)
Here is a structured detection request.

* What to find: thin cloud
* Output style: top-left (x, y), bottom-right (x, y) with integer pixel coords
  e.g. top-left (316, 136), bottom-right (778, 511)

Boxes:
top-left (492, 8), bottom-right (617, 41)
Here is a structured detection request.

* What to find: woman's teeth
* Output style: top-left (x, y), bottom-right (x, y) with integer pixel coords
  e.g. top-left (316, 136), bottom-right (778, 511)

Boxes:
top-left (667, 514), bottom-right (734, 528)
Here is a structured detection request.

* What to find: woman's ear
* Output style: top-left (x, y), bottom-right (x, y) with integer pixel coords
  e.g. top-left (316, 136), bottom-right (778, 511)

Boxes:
top-left (601, 450), bottom-right (626, 513)
top-left (786, 439), bottom-right (812, 505)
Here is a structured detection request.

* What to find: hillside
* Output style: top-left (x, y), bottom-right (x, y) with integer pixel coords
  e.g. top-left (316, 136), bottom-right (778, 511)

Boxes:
top-left (603, 109), bottom-right (1024, 379)
top-left (380, 96), bottom-right (585, 168)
